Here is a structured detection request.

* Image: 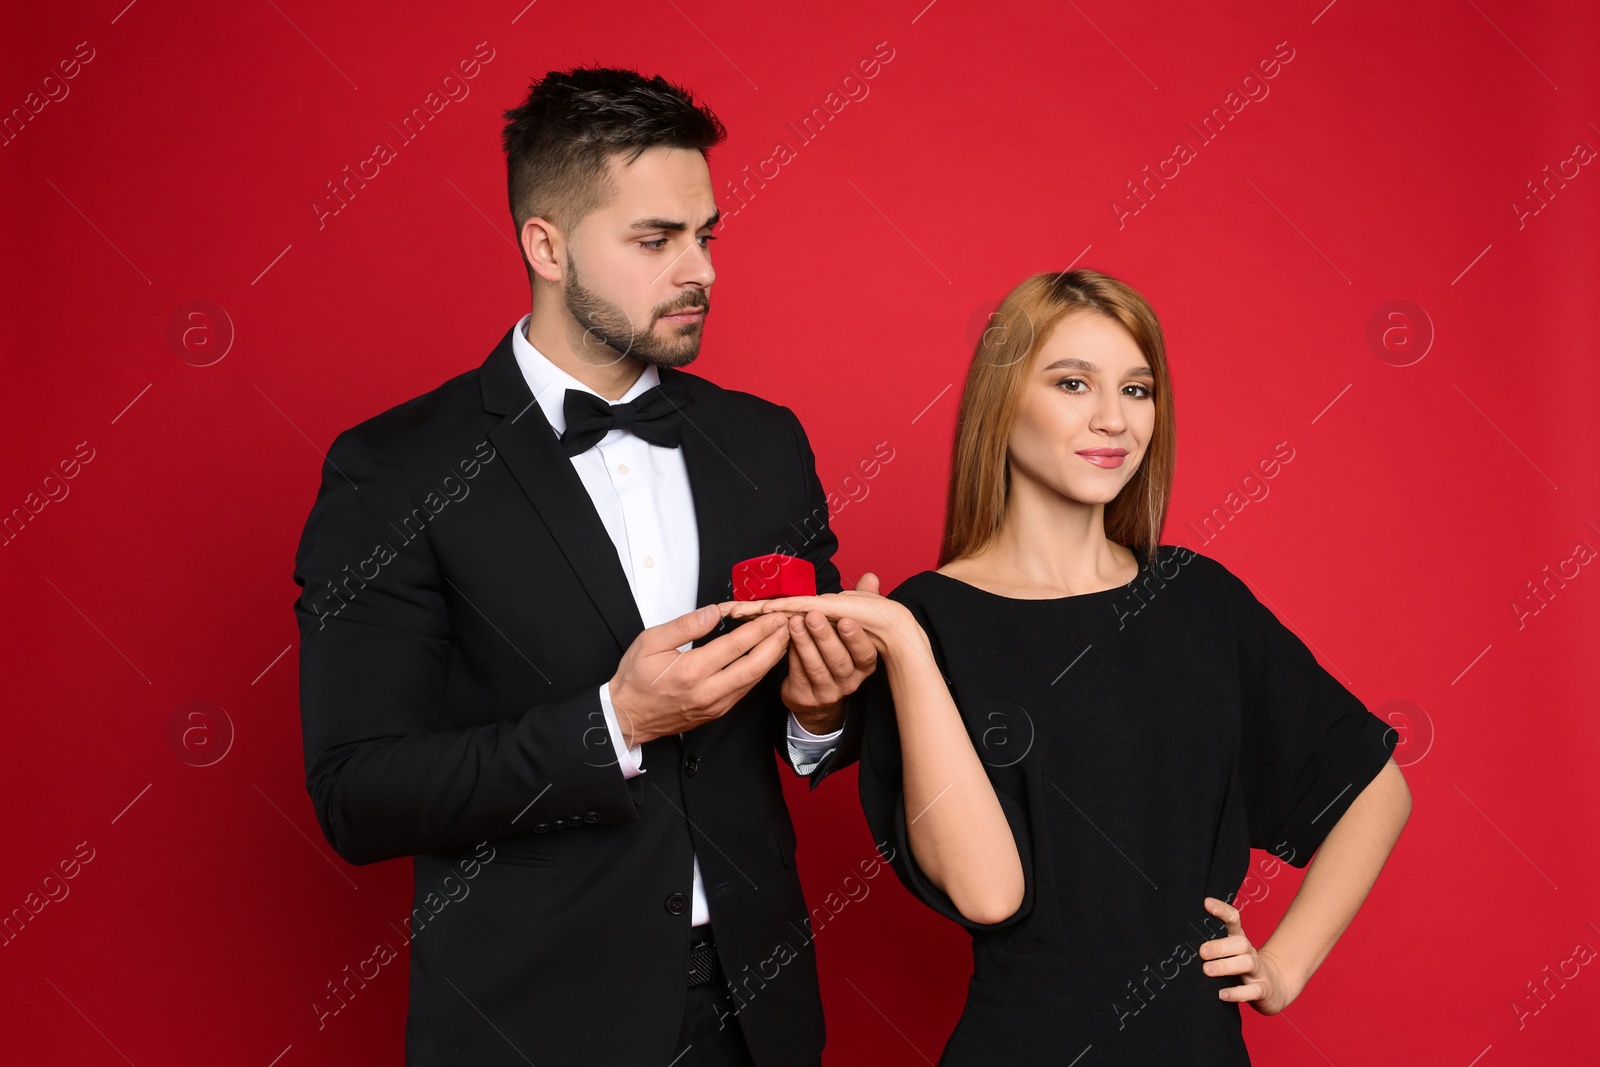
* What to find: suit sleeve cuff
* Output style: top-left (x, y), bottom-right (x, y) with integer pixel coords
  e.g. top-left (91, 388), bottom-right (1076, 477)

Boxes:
top-left (598, 682), bottom-right (646, 779)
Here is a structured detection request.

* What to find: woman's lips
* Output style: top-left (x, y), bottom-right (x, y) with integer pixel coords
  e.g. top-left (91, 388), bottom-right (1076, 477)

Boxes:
top-left (1076, 449), bottom-right (1127, 469)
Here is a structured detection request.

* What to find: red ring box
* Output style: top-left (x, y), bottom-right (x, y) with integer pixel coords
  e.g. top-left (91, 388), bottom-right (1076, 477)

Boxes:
top-left (731, 554), bottom-right (816, 600)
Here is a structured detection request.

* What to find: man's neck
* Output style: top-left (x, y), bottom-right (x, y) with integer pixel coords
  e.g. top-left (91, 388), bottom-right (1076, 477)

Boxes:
top-left (523, 314), bottom-right (646, 401)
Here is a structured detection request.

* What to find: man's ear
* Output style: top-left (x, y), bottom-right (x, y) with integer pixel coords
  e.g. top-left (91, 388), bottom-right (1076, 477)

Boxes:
top-left (521, 216), bottom-right (565, 285)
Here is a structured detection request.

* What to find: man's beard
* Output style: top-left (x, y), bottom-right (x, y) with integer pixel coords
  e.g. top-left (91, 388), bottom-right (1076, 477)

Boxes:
top-left (564, 253), bottom-right (708, 368)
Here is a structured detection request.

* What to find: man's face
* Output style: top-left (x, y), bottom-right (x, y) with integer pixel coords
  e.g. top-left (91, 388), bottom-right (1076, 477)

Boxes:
top-left (562, 145), bottom-right (718, 368)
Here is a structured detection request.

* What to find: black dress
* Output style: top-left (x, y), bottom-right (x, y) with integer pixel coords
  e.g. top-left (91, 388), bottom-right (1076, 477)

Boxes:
top-left (856, 544), bottom-right (1396, 1065)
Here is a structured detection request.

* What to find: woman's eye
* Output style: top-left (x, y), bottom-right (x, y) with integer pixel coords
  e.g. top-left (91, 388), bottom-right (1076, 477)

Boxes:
top-left (1125, 383), bottom-right (1153, 398)
top-left (1055, 377), bottom-right (1087, 393)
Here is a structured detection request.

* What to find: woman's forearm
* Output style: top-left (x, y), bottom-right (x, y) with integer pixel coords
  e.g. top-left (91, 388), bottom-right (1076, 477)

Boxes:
top-left (884, 631), bottom-right (1025, 925)
top-left (1262, 758), bottom-right (1411, 995)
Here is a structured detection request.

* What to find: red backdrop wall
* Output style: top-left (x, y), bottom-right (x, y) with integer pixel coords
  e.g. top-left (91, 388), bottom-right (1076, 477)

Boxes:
top-left (4, 1), bottom-right (1597, 1063)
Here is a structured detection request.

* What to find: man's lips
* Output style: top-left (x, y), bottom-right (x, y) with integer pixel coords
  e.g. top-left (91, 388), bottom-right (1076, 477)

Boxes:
top-left (660, 306), bottom-right (706, 322)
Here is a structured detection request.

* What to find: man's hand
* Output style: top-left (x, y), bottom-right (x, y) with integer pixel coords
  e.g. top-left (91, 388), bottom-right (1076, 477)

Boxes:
top-left (608, 604), bottom-right (792, 747)
top-left (776, 572), bottom-right (882, 733)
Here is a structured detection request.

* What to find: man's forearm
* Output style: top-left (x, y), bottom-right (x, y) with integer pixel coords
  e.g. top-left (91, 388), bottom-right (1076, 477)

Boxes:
top-left (1262, 759), bottom-right (1411, 991)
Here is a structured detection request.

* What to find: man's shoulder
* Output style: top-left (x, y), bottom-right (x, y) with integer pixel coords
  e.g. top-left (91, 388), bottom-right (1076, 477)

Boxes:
top-left (332, 362), bottom-right (492, 466)
top-left (665, 366), bottom-right (796, 426)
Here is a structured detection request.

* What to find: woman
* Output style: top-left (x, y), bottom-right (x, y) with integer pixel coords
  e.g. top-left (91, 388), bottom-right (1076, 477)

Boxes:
top-left (725, 269), bottom-right (1411, 1063)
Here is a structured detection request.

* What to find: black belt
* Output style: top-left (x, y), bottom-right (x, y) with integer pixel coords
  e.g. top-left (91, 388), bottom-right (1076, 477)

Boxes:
top-left (687, 925), bottom-right (720, 987)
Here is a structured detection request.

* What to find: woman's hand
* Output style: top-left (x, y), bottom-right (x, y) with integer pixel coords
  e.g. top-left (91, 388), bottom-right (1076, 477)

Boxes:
top-left (721, 574), bottom-right (926, 661)
top-left (1199, 897), bottom-right (1303, 1015)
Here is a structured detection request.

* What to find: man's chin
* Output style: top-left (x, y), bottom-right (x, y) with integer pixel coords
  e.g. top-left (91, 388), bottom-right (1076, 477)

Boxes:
top-left (640, 346), bottom-right (700, 369)
top-left (637, 325), bottom-right (702, 368)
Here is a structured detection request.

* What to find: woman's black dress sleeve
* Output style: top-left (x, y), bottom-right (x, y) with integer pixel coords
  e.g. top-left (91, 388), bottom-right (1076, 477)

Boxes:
top-left (855, 591), bottom-right (1037, 932)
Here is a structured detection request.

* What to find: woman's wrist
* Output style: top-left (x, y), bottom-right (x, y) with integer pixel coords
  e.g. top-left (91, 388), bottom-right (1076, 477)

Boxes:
top-left (1257, 938), bottom-right (1312, 1006)
top-left (881, 617), bottom-right (932, 664)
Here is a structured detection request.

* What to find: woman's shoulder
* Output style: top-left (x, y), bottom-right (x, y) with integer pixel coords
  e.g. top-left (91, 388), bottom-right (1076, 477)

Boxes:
top-left (1141, 543), bottom-right (1249, 604)
top-left (1164, 545), bottom-right (1266, 591)
top-left (1148, 543), bottom-right (1233, 583)
top-left (885, 569), bottom-right (947, 606)
top-left (882, 570), bottom-right (981, 631)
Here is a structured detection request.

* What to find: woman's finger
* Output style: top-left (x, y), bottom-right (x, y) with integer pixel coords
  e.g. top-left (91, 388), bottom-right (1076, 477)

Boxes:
top-left (1203, 897), bottom-right (1245, 937)
top-left (1199, 940), bottom-right (1252, 963)
top-left (1201, 953), bottom-right (1256, 978)
top-left (756, 595), bottom-right (835, 615)
top-left (722, 595), bottom-right (826, 618)
top-left (758, 596), bottom-right (885, 631)
top-left (1220, 981), bottom-right (1264, 1002)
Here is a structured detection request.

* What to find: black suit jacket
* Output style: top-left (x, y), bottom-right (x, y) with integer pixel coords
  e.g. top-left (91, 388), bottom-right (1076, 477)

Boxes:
top-left (292, 325), bottom-right (863, 1065)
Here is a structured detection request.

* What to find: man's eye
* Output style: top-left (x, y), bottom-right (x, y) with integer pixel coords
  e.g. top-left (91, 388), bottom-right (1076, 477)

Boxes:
top-left (641, 235), bottom-right (716, 251)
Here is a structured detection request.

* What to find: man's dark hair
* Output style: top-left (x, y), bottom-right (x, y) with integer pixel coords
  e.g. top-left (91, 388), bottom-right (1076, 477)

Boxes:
top-left (501, 67), bottom-right (726, 272)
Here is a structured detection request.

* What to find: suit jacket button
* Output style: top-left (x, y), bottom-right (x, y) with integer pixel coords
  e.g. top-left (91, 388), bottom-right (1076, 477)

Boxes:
top-left (665, 892), bottom-right (689, 915)
top-left (684, 755), bottom-right (700, 777)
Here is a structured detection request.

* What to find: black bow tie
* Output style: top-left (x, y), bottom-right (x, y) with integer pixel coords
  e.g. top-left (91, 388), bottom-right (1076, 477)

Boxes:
top-left (559, 381), bottom-right (686, 457)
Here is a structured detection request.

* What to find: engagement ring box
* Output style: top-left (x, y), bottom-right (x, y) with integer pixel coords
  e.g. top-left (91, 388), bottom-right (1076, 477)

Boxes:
top-left (731, 554), bottom-right (816, 600)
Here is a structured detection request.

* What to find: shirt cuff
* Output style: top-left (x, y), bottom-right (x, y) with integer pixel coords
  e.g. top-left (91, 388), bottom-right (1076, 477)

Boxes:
top-left (598, 682), bottom-right (646, 779)
top-left (786, 709), bottom-right (843, 775)
top-left (788, 710), bottom-right (844, 745)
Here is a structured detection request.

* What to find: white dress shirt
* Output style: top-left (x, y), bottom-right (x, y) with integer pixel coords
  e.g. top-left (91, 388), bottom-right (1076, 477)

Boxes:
top-left (510, 314), bottom-right (842, 926)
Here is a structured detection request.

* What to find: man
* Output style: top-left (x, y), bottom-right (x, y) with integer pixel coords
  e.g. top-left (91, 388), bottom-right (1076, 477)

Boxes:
top-left (292, 67), bottom-right (878, 1066)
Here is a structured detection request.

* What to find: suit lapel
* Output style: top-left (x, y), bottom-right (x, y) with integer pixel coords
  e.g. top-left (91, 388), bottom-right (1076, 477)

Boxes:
top-left (661, 366), bottom-right (748, 626)
top-left (478, 333), bottom-right (755, 654)
top-left (480, 328), bottom-right (644, 651)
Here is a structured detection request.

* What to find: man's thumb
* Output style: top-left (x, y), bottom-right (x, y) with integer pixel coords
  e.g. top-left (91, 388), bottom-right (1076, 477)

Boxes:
top-left (668, 603), bottom-right (721, 641)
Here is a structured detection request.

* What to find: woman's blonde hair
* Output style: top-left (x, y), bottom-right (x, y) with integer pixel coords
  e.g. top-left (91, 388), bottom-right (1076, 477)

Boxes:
top-left (940, 268), bottom-right (1176, 568)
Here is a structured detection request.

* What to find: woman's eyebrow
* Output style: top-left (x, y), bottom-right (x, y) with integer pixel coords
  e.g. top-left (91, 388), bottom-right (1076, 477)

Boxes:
top-left (1041, 357), bottom-right (1154, 377)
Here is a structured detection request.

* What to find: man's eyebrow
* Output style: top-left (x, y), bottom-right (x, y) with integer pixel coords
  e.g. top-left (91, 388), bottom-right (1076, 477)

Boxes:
top-left (1041, 357), bottom-right (1154, 377)
top-left (628, 210), bottom-right (721, 233)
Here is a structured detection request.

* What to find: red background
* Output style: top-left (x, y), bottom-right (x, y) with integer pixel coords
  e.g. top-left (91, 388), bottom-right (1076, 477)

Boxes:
top-left (4, 1), bottom-right (1597, 1063)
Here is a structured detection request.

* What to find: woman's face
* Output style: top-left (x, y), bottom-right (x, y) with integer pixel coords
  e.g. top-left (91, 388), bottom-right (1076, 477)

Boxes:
top-left (1007, 311), bottom-right (1157, 509)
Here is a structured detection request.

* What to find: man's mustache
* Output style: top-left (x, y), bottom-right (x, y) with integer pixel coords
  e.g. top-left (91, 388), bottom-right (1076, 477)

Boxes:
top-left (656, 293), bottom-right (709, 318)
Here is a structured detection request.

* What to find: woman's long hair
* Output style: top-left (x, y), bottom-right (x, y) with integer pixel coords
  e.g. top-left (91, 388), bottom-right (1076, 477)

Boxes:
top-left (939, 269), bottom-right (1176, 568)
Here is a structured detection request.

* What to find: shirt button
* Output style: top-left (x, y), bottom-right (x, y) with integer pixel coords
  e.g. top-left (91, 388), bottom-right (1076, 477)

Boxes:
top-left (644, 556), bottom-right (655, 568)
top-left (617, 463), bottom-right (629, 475)
top-left (665, 892), bottom-right (690, 915)
top-left (684, 755), bottom-right (700, 777)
